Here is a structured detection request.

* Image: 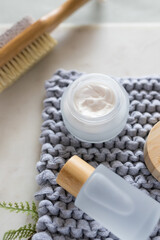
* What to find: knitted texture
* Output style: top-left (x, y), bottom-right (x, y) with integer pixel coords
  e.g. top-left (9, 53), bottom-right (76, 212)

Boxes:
top-left (33, 70), bottom-right (160, 240)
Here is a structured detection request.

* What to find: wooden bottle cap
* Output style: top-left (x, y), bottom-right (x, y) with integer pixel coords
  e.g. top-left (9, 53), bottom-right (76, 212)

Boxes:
top-left (144, 121), bottom-right (160, 181)
top-left (56, 155), bottom-right (95, 197)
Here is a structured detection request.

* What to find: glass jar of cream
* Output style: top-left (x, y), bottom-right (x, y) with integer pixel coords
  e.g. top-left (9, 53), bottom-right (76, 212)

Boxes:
top-left (61, 73), bottom-right (129, 143)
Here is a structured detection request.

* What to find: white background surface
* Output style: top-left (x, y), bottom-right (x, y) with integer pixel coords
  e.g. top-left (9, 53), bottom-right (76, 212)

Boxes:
top-left (0, 0), bottom-right (160, 24)
top-left (0, 0), bottom-right (160, 238)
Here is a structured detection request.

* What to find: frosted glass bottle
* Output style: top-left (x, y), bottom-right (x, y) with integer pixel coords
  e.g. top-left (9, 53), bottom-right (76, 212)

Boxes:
top-left (57, 156), bottom-right (160, 240)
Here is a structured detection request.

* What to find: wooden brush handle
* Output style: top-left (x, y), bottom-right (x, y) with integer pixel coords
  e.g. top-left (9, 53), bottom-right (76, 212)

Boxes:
top-left (0, 0), bottom-right (90, 67)
top-left (41, 0), bottom-right (90, 32)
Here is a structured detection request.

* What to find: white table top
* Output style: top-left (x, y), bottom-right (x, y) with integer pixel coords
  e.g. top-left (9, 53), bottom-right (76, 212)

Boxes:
top-left (0, 23), bottom-right (160, 237)
top-left (1, 0), bottom-right (160, 24)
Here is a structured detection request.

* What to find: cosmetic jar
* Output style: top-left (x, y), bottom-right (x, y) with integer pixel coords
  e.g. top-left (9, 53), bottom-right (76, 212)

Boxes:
top-left (61, 73), bottom-right (129, 143)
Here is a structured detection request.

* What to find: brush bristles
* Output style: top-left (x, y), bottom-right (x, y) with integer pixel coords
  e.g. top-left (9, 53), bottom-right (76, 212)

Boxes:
top-left (0, 32), bottom-right (56, 92)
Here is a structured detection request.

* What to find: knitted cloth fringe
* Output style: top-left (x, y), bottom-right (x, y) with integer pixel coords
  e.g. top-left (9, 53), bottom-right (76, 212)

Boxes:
top-left (33, 70), bottom-right (160, 240)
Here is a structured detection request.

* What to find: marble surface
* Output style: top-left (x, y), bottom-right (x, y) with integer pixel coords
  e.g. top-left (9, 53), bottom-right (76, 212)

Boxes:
top-left (1, 0), bottom-right (160, 24)
top-left (0, 24), bottom-right (160, 237)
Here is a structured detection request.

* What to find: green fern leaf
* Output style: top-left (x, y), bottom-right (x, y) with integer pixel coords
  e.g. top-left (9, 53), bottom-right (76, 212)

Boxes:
top-left (0, 201), bottom-right (38, 222)
top-left (32, 202), bottom-right (37, 212)
top-left (26, 201), bottom-right (30, 211)
top-left (3, 224), bottom-right (36, 240)
top-left (20, 202), bottom-right (25, 210)
top-left (14, 202), bottom-right (19, 209)
top-left (8, 202), bottom-right (12, 207)
top-left (1, 202), bottom-right (6, 207)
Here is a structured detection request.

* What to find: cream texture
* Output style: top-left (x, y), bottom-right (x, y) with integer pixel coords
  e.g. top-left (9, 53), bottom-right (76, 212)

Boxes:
top-left (73, 82), bottom-right (115, 118)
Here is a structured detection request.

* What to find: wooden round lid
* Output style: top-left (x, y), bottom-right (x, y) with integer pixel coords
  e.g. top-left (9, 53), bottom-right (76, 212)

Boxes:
top-left (56, 155), bottom-right (95, 197)
top-left (144, 121), bottom-right (160, 181)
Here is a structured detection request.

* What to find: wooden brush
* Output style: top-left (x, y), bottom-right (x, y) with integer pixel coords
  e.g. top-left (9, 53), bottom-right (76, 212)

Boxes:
top-left (0, 0), bottom-right (89, 93)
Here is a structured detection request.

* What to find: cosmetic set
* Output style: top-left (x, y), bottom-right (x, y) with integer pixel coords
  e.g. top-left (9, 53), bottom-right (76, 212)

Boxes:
top-left (57, 73), bottom-right (160, 240)
top-left (1, 0), bottom-right (159, 238)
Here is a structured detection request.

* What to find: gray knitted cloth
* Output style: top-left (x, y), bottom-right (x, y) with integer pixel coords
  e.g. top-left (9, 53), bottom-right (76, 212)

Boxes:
top-left (33, 70), bottom-right (160, 240)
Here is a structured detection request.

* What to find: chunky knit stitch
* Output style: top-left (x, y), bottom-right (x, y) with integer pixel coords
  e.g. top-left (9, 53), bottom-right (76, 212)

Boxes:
top-left (33, 70), bottom-right (160, 240)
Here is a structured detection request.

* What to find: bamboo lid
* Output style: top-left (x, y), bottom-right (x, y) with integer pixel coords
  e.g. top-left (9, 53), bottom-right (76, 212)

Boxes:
top-left (56, 155), bottom-right (95, 197)
top-left (144, 121), bottom-right (160, 181)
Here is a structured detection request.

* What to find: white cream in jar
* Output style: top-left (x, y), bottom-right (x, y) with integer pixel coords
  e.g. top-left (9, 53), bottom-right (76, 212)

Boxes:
top-left (61, 74), bottom-right (129, 143)
top-left (73, 82), bottom-right (115, 118)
